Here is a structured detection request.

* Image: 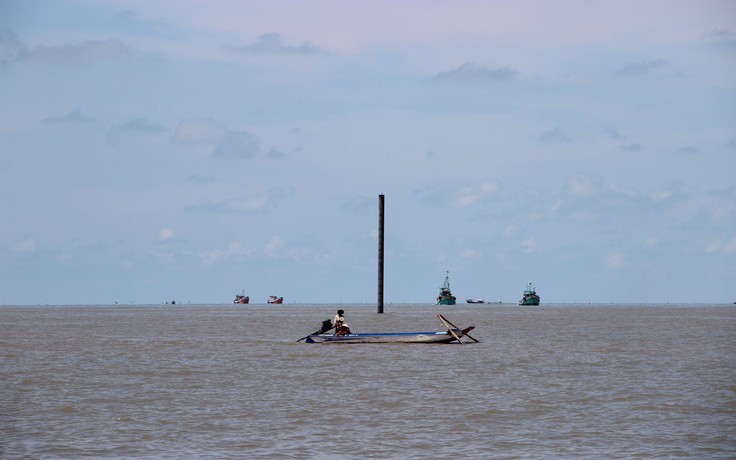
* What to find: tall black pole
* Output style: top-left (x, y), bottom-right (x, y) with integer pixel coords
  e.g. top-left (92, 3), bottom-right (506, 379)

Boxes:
top-left (377, 194), bottom-right (384, 314)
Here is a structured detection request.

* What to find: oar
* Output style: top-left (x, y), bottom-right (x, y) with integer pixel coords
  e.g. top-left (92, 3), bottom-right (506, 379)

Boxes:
top-left (438, 314), bottom-right (480, 343)
top-left (297, 328), bottom-right (327, 342)
top-left (437, 314), bottom-right (464, 344)
top-left (296, 323), bottom-right (334, 342)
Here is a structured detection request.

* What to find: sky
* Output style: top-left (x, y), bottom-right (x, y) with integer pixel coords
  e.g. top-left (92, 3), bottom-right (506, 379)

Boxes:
top-left (1, 0), bottom-right (735, 305)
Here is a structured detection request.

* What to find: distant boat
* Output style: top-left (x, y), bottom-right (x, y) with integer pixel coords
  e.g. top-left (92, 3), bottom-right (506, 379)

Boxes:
top-left (234, 290), bottom-right (249, 304)
top-left (466, 298), bottom-right (486, 304)
top-left (519, 283), bottom-right (541, 306)
top-left (436, 272), bottom-right (457, 305)
top-left (268, 295), bottom-right (284, 304)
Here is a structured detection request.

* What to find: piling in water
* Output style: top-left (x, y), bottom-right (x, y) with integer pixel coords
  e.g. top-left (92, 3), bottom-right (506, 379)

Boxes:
top-left (378, 194), bottom-right (384, 314)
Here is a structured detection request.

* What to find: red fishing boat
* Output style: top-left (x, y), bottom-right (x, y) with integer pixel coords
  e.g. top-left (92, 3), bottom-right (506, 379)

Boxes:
top-left (234, 290), bottom-right (249, 304)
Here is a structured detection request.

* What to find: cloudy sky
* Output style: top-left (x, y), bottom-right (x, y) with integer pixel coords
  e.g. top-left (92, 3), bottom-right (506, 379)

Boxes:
top-left (1, 0), bottom-right (734, 305)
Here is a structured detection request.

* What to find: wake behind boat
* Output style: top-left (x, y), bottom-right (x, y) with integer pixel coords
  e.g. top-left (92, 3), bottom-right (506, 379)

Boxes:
top-left (298, 314), bottom-right (478, 344)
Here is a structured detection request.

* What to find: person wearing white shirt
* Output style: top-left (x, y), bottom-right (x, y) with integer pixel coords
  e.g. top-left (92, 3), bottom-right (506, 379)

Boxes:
top-left (333, 309), bottom-right (350, 335)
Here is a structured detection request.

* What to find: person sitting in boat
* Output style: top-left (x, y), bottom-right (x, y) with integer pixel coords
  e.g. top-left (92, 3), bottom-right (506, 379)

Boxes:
top-left (333, 309), bottom-right (351, 336)
top-left (333, 309), bottom-right (345, 330)
top-left (336, 321), bottom-right (351, 336)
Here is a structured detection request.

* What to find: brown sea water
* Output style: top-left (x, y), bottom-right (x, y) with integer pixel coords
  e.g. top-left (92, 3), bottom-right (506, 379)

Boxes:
top-left (1, 304), bottom-right (735, 459)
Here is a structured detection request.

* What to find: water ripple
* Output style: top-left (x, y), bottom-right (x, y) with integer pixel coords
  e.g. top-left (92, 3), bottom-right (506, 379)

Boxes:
top-left (1, 304), bottom-right (734, 459)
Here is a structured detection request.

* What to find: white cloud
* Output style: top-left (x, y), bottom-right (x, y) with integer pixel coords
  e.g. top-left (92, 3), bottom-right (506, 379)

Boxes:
top-left (42, 109), bottom-right (95, 124)
top-left (480, 182), bottom-right (499, 193)
top-left (228, 242), bottom-right (254, 257)
top-left (22, 39), bottom-right (130, 67)
top-left (173, 119), bottom-right (228, 145)
top-left (521, 239), bottom-right (536, 252)
top-left (539, 127), bottom-right (571, 144)
top-left (150, 249), bottom-right (175, 266)
top-left (705, 236), bottom-right (736, 255)
top-left (287, 246), bottom-right (330, 263)
top-left (0, 29), bottom-right (27, 62)
top-left (723, 237), bottom-right (736, 254)
top-left (605, 251), bottom-right (626, 269)
top-left (213, 131), bottom-right (259, 159)
top-left (159, 228), bottom-right (174, 241)
top-left (264, 236), bottom-right (286, 256)
top-left (565, 175), bottom-right (602, 197)
top-left (107, 118), bottom-right (167, 145)
top-left (451, 181), bottom-right (499, 207)
top-left (265, 147), bottom-right (287, 159)
top-left (435, 62), bottom-right (519, 81)
top-left (452, 193), bottom-right (478, 208)
top-left (616, 59), bottom-right (666, 77)
top-left (199, 249), bottom-right (224, 265)
top-left (191, 188), bottom-right (292, 214)
top-left (224, 33), bottom-right (326, 55)
top-left (650, 189), bottom-right (674, 203)
top-left (461, 248), bottom-right (481, 258)
top-left (550, 200), bottom-right (563, 213)
top-left (12, 238), bottom-right (37, 252)
top-left (120, 259), bottom-right (134, 269)
top-left (198, 242), bottom-right (255, 265)
top-left (229, 195), bottom-right (269, 212)
top-left (618, 143), bottom-right (642, 152)
top-left (173, 119), bottom-right (260, 159)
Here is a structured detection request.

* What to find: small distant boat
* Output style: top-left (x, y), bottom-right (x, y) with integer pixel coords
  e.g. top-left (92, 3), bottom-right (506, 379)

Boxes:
top-left (268, 295), bottom-right (284, 304)
top-left (299, 314), bottom-right (478, 344)
top-left (234, 290), bottom-right (249, 304)
top-left (436, 272), bottom-right (457, 305)
top-left (466, 298), bottom-right (486, 304)
top-left (519, 283), bottom-right (541, 306)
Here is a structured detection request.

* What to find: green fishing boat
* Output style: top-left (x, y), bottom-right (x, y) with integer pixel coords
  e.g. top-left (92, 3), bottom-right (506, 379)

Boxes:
top-left (436, 272), bottom-right (457, 305)
top-left (519, 282), bottom-right (541, 306)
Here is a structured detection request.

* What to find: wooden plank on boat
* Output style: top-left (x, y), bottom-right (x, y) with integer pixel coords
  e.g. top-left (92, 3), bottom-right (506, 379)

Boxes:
top-left (437, 314), bottom-right (480, 343)
top-left (436, 314), bottom-right (464, 344)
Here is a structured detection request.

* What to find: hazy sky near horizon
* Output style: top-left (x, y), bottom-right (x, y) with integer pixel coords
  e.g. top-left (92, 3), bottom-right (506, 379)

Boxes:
top-left (1, 0), bottom-right (735, 305)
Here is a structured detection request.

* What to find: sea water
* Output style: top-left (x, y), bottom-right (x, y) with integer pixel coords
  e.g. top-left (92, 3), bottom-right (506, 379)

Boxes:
top-left (1, 304), bottom-right (735, 459)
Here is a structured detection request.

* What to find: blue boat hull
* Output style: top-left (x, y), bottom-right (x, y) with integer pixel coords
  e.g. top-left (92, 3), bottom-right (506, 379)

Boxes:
top-left (304, 327), bottom-right (474, 344)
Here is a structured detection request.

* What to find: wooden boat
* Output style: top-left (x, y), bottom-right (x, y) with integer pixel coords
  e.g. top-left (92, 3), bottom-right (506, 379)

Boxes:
top-left (299, 314), bottom-right (478, 344)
